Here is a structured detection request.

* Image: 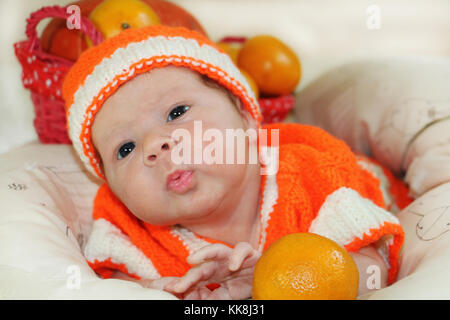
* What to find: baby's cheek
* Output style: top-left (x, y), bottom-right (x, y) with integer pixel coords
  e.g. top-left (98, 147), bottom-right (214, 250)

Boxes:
top-left (122, 186), bottom-right (166, 224)
top-left (205, 163), bottom-right (248, 195)
top-left (110, 167), bottom-right (159, 215)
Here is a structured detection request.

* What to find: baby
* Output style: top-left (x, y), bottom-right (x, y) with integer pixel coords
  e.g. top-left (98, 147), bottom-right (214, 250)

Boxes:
top-left (63, 25), bottom-right (407, 299)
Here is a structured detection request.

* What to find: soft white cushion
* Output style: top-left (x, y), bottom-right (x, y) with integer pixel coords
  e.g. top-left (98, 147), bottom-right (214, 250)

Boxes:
top-left (364, 182), bottom-right (450, 299)
top-left (293, 56), bottom-right (450, 299)
top-left (0, 142), bottom-right (176, 299)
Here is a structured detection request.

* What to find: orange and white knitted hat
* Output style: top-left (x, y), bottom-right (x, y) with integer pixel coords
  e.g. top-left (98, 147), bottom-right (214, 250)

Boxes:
top-left (63, 25), bottom-right (261, 179)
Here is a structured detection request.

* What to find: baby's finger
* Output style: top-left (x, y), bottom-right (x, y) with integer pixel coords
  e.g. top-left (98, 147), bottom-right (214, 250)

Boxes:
top-left (187, 243), bottom-right (231, 265)
top-left (162, 277), bottom-right (183, 292)
top-left (172, 261), bottom-right (217, 293)
top-left (205, 286), bottom-right (232, 300)
top-left (183, 286), bottom-right (213, 300)
top-left (229, 242), bottom-right (257, 271)
top-left (145, 277), bottom-right (179, 291)
top-left (242, 250), bottom-right (261, 269)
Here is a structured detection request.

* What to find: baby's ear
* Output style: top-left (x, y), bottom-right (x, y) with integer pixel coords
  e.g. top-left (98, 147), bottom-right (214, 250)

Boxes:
top-left (229, 92), bottom-right (258, 130)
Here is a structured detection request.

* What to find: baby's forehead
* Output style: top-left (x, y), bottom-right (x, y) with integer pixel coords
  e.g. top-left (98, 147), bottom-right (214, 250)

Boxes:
top-left (117, 66), bottom-right (218, 101)
top-left (111, 65), bottom-right (234, 104)
top-left (130, 66), bottom-right (203, 87)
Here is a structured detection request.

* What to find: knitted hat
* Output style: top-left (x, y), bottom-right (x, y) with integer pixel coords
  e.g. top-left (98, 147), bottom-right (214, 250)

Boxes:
top-left (63, 25), bottom-right (261, 180)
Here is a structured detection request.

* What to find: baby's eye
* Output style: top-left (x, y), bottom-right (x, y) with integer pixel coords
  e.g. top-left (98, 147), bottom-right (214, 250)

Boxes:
top-left (117, 141), bottom-right (135, 160)
top-left (167, 105), bottom-right (190, 122)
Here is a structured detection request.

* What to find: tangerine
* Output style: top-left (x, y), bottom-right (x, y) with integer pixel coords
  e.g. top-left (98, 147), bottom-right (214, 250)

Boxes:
top-left (252, 233), bottom-right (359, 300)
top-left (89, 0), bottom-right (161, 39)
top-left (237, 35), bottom-right (301, 96)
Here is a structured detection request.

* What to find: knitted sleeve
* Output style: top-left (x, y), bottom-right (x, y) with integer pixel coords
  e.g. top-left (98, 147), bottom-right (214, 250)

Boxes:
top-left (307, 187), bottom-right (405, 285)
top-left (261, 123), bottom-right (406, 284)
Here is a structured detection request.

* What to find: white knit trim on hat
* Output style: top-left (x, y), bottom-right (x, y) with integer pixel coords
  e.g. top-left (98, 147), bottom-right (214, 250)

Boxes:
top-left (308, 187), bottom-right (400, 247)
top-left (67, 35), bottom-right (259, 178)
top-left (84, 218), bottom-right (160, 280)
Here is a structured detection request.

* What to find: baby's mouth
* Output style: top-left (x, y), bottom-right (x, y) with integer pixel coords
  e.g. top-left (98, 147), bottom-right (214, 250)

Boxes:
top-left (166, 170), bottom-right (195, 194)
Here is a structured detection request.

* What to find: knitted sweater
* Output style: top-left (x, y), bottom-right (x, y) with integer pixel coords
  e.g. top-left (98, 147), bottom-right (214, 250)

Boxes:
top-left (84, 123), bottom-right (409, 285)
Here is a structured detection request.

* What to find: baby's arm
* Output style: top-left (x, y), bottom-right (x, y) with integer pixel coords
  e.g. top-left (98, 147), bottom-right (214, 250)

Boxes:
top-left (349, 245), bottom-right (388, 295)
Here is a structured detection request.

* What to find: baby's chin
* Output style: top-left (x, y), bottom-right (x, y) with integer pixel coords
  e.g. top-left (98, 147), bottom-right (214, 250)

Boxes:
top-left (137, 197), bottom-right (225, 227)
top-left (175, 192), bottom-right (227, 225)
top-left (134, 180), bottom-right (229, 226)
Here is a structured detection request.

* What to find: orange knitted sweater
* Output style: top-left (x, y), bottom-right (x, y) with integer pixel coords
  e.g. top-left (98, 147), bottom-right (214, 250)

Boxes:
top-left (84, 123), bottom-right (409, 285)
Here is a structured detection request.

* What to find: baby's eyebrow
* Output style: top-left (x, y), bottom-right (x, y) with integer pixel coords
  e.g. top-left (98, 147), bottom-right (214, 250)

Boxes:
top-left (105, 127), bottom-right (120, 141)
top-left (102, 126), bottom-right (127, 151)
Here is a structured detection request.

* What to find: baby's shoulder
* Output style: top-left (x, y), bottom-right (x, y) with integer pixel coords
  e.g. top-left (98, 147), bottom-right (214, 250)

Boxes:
top-left (262, 123), bottom-right (357, 176)
top-left (261, 124), bottom-right (370, 203)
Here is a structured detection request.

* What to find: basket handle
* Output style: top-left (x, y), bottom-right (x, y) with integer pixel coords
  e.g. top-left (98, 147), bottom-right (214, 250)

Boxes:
top-left (25, 5), bottom-right (104, 52)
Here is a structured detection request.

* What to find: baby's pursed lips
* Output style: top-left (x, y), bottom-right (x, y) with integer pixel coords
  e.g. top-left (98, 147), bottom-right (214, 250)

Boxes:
top-left (166, 169), bottom-right (195, 194)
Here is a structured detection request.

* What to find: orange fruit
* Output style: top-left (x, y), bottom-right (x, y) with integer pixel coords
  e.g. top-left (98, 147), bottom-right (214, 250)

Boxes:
top-left (47, 28), bottom-right (88, 62)
top-left (237, 35), bottom-right (301, 96)
top-left (239, 68), bottom-right (259, 99)
top-left (252, 233), bottom-right (359, 300)
top-left (89, 0), bottom-right (161, 40)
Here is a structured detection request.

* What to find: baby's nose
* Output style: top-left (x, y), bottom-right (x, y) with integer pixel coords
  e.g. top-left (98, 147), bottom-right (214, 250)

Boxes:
top-left (143, 136), bottom-right (174, 166)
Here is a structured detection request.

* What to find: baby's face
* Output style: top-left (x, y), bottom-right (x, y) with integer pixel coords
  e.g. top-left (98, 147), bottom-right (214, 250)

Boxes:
top-left (92, 66), bottom-right (259, 226)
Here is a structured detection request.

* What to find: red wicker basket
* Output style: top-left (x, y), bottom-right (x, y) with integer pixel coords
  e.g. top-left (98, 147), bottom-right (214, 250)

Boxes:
top-left (14, 5), bottom-right (103, 144)
top-left (258, 94), bottom-right (295, 124)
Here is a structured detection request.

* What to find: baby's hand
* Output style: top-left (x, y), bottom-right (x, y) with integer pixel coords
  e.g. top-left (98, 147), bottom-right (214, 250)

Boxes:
top-left (139, 276), bottom-right (180, 290)
top-left (165, 242), bottom-right (261, 300)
